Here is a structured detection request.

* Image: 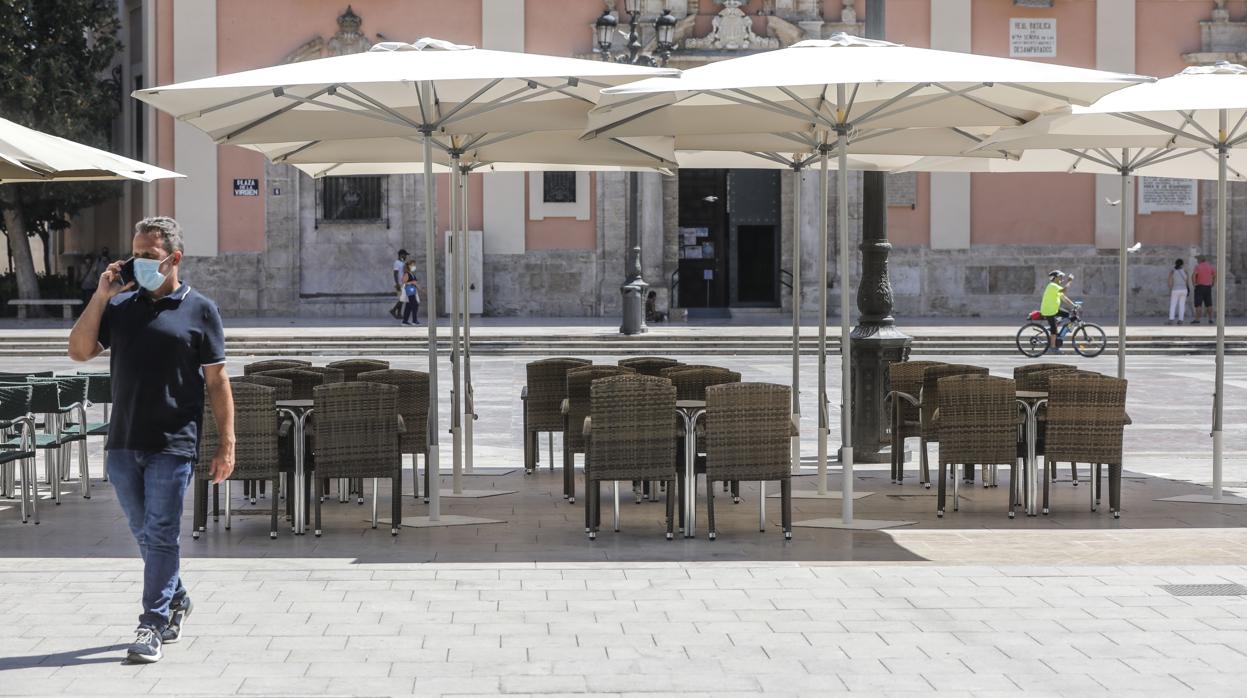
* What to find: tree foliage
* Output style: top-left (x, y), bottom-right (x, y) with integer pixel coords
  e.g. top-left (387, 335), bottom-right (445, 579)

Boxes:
top-left (0, 0), bottom-right (124, 278)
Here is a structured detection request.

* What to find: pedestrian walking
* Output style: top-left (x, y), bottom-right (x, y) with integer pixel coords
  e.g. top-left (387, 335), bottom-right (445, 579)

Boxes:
top-left (68, 217), bottom-right (234, 664)
top-left (1191, 254), bottom-right (1216, 324)
top-left (1168, 258), bottom-right (1190, 324)
top-left (390, 249), bottom-right (408, 320)
top-left (78, 253), bottom-right (103, 310)
top-left (402, 259), bottom-right (422, 325)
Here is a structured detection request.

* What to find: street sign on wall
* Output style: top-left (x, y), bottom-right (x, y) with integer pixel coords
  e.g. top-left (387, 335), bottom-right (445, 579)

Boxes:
top-left (233, 178), bottom-right (259, 196)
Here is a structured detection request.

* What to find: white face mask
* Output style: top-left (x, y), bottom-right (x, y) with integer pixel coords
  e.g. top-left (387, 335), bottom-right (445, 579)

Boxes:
top-left (133, 256), bottom-right (171, 291)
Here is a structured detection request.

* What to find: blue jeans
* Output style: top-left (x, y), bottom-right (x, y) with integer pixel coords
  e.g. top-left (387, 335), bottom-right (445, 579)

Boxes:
top-left (403, 294), bottom-right (420, 324)
top-left (106, 450), bottom-right (192, 630)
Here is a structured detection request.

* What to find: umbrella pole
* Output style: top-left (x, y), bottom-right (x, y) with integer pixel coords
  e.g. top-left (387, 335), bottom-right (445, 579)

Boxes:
top-left (1117, 159), bottom-right (1129, 380)
top-left (450, 156), bottom-right (463, 495)
top-left (1214, 111), bottom-right (1227, 501)
top-left (421, 91), bottom-right (441, 521)
top-left (791, 163), bottom-right (802, 475)
top-left (817, 149), bottom-right (830, 495)
top-left (461, 166), bottom-right (474, 474)
top-left (837, 121), bottom-right (854, 524)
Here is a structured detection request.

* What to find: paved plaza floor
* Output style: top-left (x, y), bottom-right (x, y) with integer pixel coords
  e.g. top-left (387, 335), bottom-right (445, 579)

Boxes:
top-left (2, 344), bottom-right (1246, 696)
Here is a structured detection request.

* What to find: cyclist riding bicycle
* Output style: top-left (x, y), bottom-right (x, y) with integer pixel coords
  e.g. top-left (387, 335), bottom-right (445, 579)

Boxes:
top-left (1040, 270), bottom-right (1076, 354)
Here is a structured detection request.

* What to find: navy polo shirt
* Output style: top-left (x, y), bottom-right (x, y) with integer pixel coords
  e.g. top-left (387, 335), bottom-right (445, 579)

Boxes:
top-left (98, 284), bottom-right (226, 459)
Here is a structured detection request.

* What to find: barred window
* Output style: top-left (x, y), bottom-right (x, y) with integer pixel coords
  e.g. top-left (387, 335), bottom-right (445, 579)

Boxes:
top-left (542, 171), bottom-right (577, 204)
top-left (321, 176), bottom-right (384, 221)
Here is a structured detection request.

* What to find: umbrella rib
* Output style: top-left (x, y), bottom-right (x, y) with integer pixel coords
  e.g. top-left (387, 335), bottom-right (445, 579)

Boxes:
top-left (742, 151), bottom-right (796, 167)
top-left (997, 82), bottom-right (1093, 107)
top-left (1111, 112), bottom-right (1215, 147)
top-left (464, 132), bottom-right (520, 152)
top-left (271, 140), bottom-right (322, 163)
top-left (776, 86), bottom-right (836, 129)
top-left (1135, 148), bottom-right (1202, 171)
top-left (414, 81), bottom-right (430, 126)
top-left (528, 78), bottom-right (595, 106)
top-left (845, 83), bottom-right (931, 128)
top-left (184, 87), bottom-right (278, 119)
top-left (845, 83), bottom-right (861, 121)
top-left (606, 137), bottom-right (674, 167)
top-left (1060, 147), bottom-right (1120, 171)
top-left (433, 79), bottom-right (503, 126)
top-left (221, 85), bottom-right (333, 143)
top-left (721, 89), bottom-right (821, 125)
top-left (436, 84), bottom-right (564, 129)
top-left (1227, 110), bottom-right (1247, 143)
top-left (932, 83), bottom-right (1030, 125)
top-left (338, 85), bottom-right (427, 131)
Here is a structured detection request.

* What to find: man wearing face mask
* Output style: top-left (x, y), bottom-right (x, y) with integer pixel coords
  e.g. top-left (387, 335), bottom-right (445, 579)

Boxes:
top-left (68, 216), bottom-right (235, 664)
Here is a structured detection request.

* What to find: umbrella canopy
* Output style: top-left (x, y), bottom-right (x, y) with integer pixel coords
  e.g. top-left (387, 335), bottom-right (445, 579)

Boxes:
top-left (134, 38), bottom-right (676, 146)
top-left (973, 62), bottom-right (1247, 505)
top-left (585, 34), bottom-right (1149, 527)
top-left (136, 38), bottom-right (676, 524)
top-left (0, 116), bottom-right (182, 183)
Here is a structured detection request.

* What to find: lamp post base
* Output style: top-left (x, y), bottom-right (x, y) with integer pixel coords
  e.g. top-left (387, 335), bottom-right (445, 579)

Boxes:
top-left (850, 324), bottom-right (912, 463)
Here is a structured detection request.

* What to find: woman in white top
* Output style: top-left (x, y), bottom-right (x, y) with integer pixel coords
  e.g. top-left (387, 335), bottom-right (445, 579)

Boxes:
top-left (1168, 258), bottom-right (1190, 324)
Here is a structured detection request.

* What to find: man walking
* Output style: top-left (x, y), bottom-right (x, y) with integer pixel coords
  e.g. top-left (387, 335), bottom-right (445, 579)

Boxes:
top-left (390, 249), bottom-right (409, 320)
top-left (68, 216), bottom-right (234, 664)
top-left (1191, 254), bottom-right (1216, 325)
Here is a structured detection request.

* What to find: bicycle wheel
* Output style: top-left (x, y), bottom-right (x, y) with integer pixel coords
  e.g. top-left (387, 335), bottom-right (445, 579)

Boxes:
top-left (1071, 323), bottom-right (1107, 358)
top-left (1015, 323), bottom-right (1050, 358)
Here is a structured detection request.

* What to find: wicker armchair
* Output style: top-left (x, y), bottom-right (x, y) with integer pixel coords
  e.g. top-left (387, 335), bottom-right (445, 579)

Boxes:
top-left (1013, 365), bottom-right (1080, 487)
top-left (885, 360), bottom-right (943, 485)
top-left (583, 374), bottom-right (677, 540)
top-left (255, 368), bottom-right (324, 400)
top-left (310, 382), bottom-right (403, 535)
top-left (919, 363), bottom-right (990, 487)
top-left (300, 366), bottom-right (345, 384)
top-left (230, 374), bottom-right (295, 506)
top-left (704, 382), bottom-right (794, 540)
top-left (935, 375), bottom-right (1020, 517)
top-left (358, 369), bottom-right (429, 501)
top-left (1013, 363), bottom-right (1072, 387)
top-left (523, 358), bottom-right (591, 475)
top-left (234, 374), bottom-right (294, 400)
top-left (195, 381), bottom-right (282, 538)
top-left (327, 359), bottom-right (391, 382)
top-left (1044, 373), bottom-right (1128, 518)
top-left (244, 359), bottom-right (311, 375)
top-left (618, 356), bottom-right (682, 377)
top-left (564, 365), bottom-right (635, 503)
top-left (663, 367), bottom-right (741, 401)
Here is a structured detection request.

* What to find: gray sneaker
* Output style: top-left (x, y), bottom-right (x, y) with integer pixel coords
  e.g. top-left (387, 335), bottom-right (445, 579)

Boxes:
top-left (161, 597), bottom-right (193, 644)
top-left (126, 626), bottom-right (162, 664)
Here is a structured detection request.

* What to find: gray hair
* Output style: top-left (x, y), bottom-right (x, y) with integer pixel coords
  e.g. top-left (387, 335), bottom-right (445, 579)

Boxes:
top-left (133, 216), bottom-right (184, 255)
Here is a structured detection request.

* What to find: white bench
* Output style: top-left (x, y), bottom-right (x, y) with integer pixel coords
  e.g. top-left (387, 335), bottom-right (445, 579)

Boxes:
top-left (8, 298), bottom-right (83, 320)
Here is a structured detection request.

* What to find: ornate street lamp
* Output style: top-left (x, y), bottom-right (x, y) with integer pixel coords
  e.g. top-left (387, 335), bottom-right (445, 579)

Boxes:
top-left (594, 3), bottom-right (678, 334)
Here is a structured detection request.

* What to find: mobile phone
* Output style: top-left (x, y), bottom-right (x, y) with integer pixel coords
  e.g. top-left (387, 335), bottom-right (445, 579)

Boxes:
top-left (118, 257), bottom-right (136, 287)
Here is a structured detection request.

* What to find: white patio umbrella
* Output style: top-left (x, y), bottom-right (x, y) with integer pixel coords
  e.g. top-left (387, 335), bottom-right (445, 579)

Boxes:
top-left (901, 147), bottom-right (1247, 381)
top-left (0, 115), bottom-right (182, 183)
top-left (976, 62), bottom-right (1247, 505)
top-left (135, 38), bottom-right (676, 524)
top-left (587, 33), bottom-right (1148, 529)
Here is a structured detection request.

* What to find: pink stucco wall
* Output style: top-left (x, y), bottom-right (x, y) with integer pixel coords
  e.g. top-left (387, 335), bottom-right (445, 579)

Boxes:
top-left (212, 0), bottom-right (484, 253)
top-left (1132, 1), bottom-right (1229, 247)
top-left (435, 172), bottom-right (484, 243)
top-left (970, 1), bottom-right (1095, 245)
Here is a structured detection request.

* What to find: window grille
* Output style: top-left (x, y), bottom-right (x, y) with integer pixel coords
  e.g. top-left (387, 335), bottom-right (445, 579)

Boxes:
top-left (542, 171), bottom-right (577, 204)
top-left (318, 175), bottom-right (387, 225)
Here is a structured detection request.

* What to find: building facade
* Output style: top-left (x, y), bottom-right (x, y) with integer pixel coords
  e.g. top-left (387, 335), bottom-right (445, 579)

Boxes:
top-left (52, 0), bottom-right (1247, 319)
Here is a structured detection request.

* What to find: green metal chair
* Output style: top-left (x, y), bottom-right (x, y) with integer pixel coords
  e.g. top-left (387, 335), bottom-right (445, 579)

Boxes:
top-left (0, 385), bottom-right (38, 523)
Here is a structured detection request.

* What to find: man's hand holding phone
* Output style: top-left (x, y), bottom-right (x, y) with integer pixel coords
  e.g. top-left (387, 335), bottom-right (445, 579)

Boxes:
top-left (96, 258), bottom-right (136, 301)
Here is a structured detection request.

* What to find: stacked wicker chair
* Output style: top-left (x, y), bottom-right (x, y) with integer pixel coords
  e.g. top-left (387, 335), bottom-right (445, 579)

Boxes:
top-left (327, 359), bottom-right (391, 382)
top-left (299, 366), bottom-right (345, 384)
top-left (255, 368), bottom-right (325, 400)
top-left (1014, 365), bottom-right (1079, 488)
top-left (1044, 373), bottom-right (1128, 518)
top-left (919, 363), bottom-right (990, 488)
top-left (662, 366), bottom-right (743, 510)
top-left (583, 374), bottom-right (677, 540)
top-left (704, 382), bottom-right (794, 540)
top-left (359, 369), bottom-right (429, 501)
top-left (935, 375), bottom-right (1020, 518)
top-left (229, 375), bottom-right (294, 507)
top-left (618, 356), bottom-right (681, 377)
top-left (243, 359), bottom-right (311, 375)
top-left (564, 365), bottom-right (635, 503)
top-left (196, 380), bottom-right (282, 538)
top-left (522, 358), bottom-right (591, 475)
top-left (310, 382), bottom-right (403, 535)
top-left (885, 360), bottom-right (943, 485)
